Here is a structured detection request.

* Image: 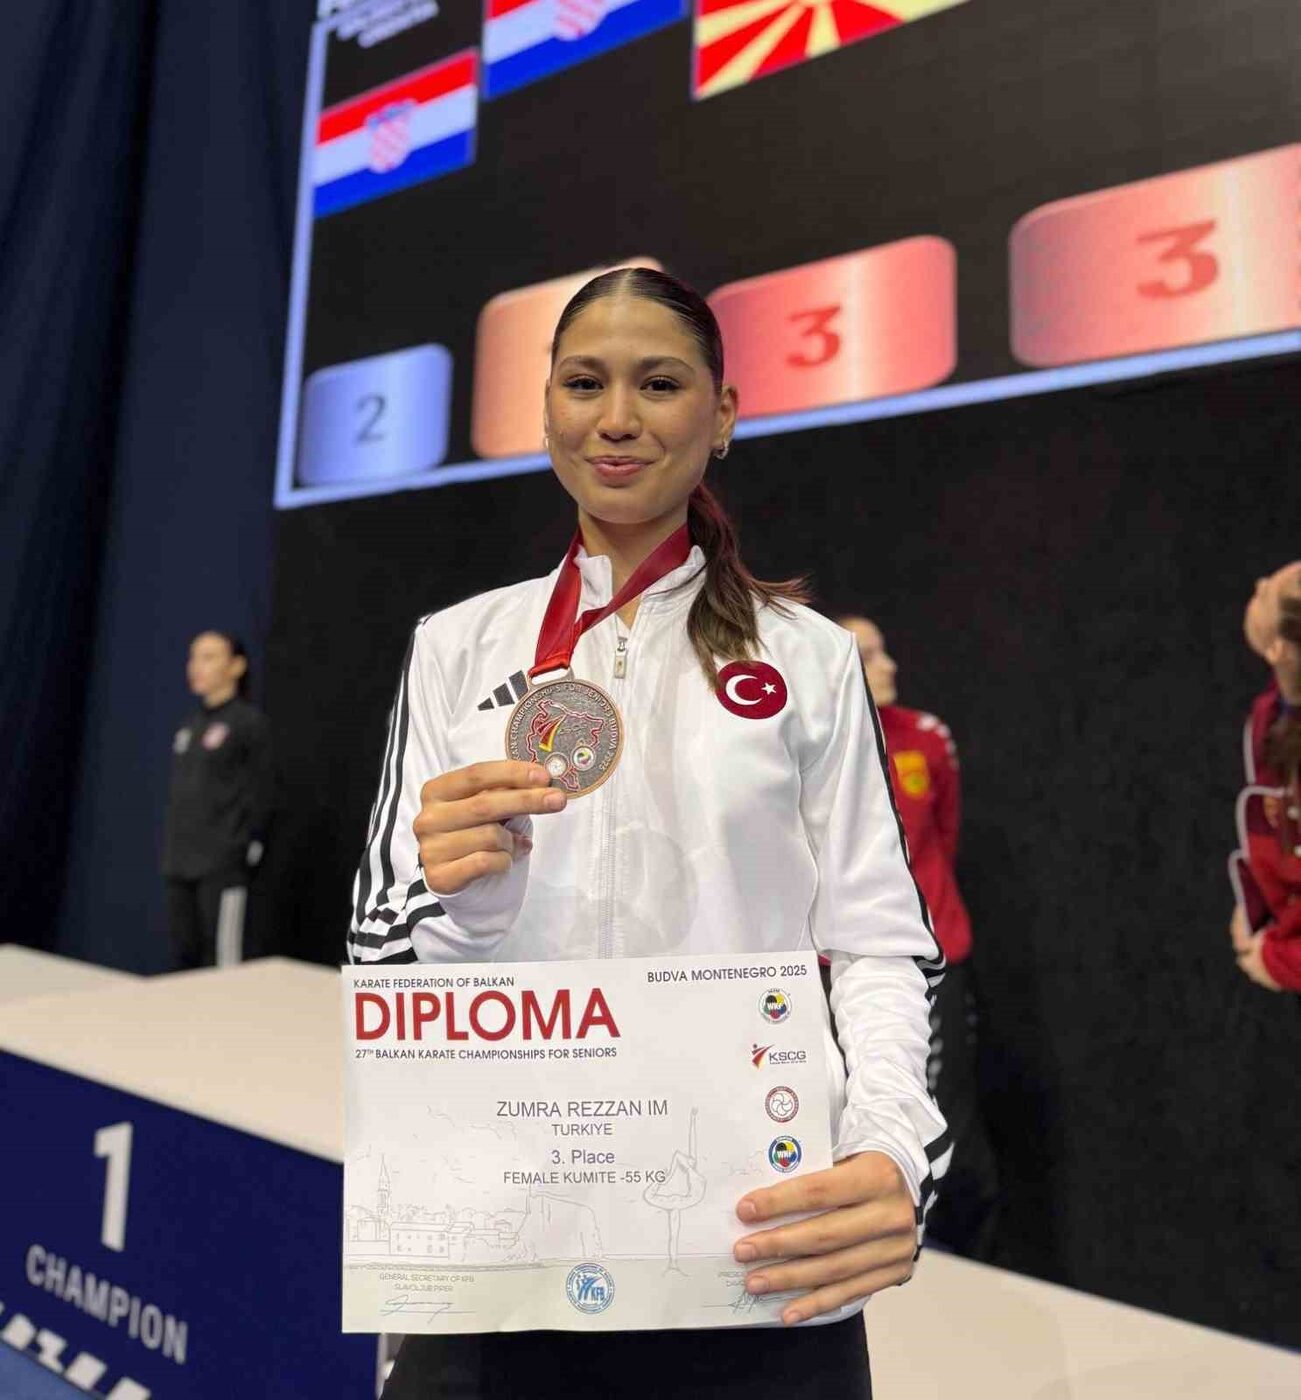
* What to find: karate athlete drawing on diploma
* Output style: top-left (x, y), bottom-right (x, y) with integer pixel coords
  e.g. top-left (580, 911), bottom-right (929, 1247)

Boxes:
top-left (350, 269), bottom-right (949, 1400)
top-left (644, 1108), bottom-right (707, 1273)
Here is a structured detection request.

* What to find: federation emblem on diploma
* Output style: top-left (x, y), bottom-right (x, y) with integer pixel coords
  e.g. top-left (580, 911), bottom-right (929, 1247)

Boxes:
top-left (341, 952), bottom-right (831, 1332)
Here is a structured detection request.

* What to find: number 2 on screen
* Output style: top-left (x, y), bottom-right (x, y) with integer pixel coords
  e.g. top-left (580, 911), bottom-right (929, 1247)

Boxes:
top-left (94, 1122), bottom-right (133, 1252)
top-left (1136, 220), bottom-right (1218, 298)
top-left (786, 305), bottom-right (842, 368)
top-left (355, 393), bottom-right (387, 443)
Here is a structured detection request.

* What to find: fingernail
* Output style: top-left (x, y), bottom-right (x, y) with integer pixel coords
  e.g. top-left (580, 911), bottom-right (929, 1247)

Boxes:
top-left (737, 1200), bottom-right (758, 1222)
top-left (544, 792), bottom-right (566, 811)
top-left (733, 1242), bottom-right (756, 1262)
top-left (529, 767), bottom-right (550, 785)
top-left (782, 1307), bottom-right (802, 1326)
top-left (746, 1275), bottom-right (769, 1295)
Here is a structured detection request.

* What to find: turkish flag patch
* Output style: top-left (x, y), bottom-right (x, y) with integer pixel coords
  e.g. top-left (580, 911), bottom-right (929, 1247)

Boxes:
top-left (716, 660), bottom-right (788, 719)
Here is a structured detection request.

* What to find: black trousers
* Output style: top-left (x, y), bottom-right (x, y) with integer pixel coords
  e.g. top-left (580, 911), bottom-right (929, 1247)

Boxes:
top-left (383, 1318), bottom-right (871, 1400)
top-left (164, 871), bottom-right (245, 970)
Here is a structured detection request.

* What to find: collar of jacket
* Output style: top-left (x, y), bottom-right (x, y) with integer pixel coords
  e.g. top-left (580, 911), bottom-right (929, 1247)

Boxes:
top-left (571, 544), bottom-right (707, 616)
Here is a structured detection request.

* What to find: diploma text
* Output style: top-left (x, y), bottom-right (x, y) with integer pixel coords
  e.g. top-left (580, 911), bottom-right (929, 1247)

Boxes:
top-left (354, 987), bottom-right (620, 1042)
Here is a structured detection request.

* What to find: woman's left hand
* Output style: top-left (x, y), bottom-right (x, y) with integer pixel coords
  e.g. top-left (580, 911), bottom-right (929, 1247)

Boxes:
top-left (733, 1150), bottom-right (917, 1325)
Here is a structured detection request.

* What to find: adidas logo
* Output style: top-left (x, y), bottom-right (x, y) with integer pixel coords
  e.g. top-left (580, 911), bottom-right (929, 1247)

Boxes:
top-left (476, 671), bottom-right (529, 712)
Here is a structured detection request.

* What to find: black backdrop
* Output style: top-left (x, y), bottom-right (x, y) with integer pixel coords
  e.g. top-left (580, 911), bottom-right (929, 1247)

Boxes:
top-left (269, 353), bottom-right (1301, 1344)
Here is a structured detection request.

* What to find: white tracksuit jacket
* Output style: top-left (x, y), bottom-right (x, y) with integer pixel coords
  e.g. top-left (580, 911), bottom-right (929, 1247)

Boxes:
top-left (348, 545), bottom-right (951, 1309)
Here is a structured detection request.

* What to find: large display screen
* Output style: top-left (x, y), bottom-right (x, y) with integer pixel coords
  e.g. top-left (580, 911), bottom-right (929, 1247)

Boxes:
top-left (275, 1), bottom-right (1300, 508)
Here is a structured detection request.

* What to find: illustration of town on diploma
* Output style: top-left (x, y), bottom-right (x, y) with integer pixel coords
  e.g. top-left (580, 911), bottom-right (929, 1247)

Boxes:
top-left (346, 1109), bottom-right (708, 1269)
top-left (346, 1154), bottom-right (605, 1267)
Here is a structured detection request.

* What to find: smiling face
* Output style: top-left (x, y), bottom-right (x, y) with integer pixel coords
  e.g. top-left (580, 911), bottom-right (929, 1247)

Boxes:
top-left (544, 294), bottom-right (737, 533)
top-left (1244, 561), bottom-right (1301, 660)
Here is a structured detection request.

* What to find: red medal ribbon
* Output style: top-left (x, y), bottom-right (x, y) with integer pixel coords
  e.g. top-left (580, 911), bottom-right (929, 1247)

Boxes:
top-left (530, 525), bottom-right (693, 680)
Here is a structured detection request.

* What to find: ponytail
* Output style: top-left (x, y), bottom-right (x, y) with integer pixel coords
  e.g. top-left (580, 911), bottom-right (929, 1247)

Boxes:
top-left (684, 483), bottom-right (809, 686)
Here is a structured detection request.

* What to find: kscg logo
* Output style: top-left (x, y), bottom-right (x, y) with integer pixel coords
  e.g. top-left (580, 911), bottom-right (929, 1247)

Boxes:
top-left (750, 1043), bottom-right (808, 1068)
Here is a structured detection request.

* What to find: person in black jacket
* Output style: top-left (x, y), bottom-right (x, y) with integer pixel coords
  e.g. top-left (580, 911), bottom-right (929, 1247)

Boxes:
top-left (162, 631), bottom-right (273, 969)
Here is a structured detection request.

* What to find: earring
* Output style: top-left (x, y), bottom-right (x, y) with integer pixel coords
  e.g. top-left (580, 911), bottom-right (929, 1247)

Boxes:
top-left (713, 441), bottom-right (731, 460)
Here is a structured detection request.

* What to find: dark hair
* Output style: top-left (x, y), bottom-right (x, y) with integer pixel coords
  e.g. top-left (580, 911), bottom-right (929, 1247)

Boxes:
top-left (1263, 593), bottom-right (1301, 785)
top-left (550, 267), bottom-right (808, 683)
top-left (553, 267), bottom-right (725, 389)
top-left (200, 630), bottom-right (250, 699)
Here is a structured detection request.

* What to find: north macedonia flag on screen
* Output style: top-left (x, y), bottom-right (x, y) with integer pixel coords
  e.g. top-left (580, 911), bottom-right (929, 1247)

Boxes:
top-left (693, 0), bottom-right (965, 99)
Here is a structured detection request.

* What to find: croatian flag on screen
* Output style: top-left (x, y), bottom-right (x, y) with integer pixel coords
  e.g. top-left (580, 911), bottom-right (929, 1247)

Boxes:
top-left (314, 51), bottom-right (478, 218)
top-left (483, 0), bottom-right (687, 100)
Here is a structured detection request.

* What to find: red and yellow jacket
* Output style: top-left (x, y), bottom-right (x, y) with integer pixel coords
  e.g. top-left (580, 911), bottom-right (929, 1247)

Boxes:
top-left (879, 705), bottom-right (973, 965)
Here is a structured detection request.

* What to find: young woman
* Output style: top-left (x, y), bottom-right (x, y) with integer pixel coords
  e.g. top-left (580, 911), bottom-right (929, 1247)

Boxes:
top-left (163, 630), bottom-right (272, 968)
top-left (349, 269), bottom-right (949, 1398)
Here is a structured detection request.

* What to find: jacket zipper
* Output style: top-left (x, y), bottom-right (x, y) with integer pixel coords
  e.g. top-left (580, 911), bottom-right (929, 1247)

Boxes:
top-left (596, 624), bottom-right (631, 958)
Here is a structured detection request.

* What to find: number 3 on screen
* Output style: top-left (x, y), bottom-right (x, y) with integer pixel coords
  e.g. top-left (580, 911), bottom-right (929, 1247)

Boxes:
top-left (94, 1121), bottom-right (133, 1252)
top-left (785, 305), bottom-right (842, 368)
top-left (1136, 220), bottom-right (1218, 298)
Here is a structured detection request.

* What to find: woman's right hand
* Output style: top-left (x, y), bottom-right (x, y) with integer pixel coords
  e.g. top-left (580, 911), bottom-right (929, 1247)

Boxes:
top-left (413, 761), bottom-right (566, 895)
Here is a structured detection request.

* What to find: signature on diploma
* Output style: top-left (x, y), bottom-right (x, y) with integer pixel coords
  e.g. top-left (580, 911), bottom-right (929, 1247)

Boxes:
top-left (729, 1286), bottom-right (762, 1316)
top-left (381, 1294), bottom-right (469, 1321)
top-left (708, 1278), bottom-right (795, 1318)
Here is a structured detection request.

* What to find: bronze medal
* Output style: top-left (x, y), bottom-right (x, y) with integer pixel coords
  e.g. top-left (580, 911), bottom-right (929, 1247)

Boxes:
top-left (509, 526), bottom-right (691, 799)
top-left (505, 676), bottom-right (623, 797)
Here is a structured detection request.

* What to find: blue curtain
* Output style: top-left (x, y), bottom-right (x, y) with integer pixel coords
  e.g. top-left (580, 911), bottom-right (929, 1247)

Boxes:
top-left (1, 0), bottom-right (154, 950)
top-left (0, 0), bottom-right (312, 966)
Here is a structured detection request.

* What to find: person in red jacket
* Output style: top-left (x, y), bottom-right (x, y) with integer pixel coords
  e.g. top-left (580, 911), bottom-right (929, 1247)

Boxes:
top-left (1232, 566), bottom-right (1301, 993)
top-left (850, 625), bottom-right (971, 965)
top-left (840, 614), bottom-right (999, 1258)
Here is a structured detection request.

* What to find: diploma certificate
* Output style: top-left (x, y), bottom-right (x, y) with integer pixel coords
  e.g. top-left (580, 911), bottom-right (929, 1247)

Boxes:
top-left (342, 951), bottom-right (832, 1333)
